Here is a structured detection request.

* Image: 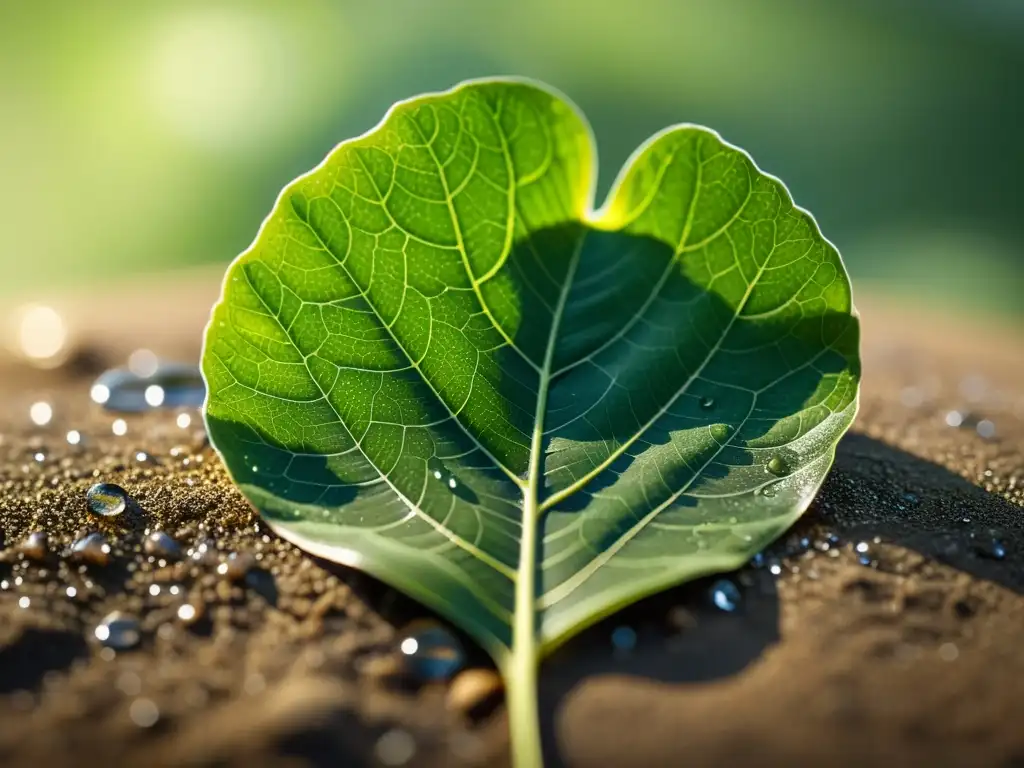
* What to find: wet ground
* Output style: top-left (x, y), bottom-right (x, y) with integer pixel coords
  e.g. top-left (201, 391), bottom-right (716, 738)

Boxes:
top-left (0, 271), bottom-right (1021, 767)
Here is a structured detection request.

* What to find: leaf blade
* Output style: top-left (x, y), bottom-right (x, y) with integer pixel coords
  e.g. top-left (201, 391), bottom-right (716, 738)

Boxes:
top-left (203, 77), bottom-right (860, 662)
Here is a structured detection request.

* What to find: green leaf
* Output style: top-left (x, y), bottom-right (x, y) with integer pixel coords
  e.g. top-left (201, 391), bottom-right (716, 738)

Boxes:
top-left (202, 77), bottom-right (860, 766)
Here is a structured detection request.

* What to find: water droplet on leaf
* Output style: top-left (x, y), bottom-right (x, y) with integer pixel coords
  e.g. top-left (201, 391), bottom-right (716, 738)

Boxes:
top-left (766, 454), bottom-right (792, 477)
top-left (709, 424), bottom-right (731, 442)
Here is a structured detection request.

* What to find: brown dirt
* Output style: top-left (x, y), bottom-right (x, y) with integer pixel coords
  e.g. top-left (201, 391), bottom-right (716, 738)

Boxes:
top-left (0, 270), bottom-right (1021, 767)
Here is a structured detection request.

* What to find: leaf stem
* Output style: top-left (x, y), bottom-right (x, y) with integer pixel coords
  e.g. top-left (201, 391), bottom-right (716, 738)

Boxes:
top-left (507, 497), bottom-right (543, 766)
top-left (508, 229), bottom-right (586, 768)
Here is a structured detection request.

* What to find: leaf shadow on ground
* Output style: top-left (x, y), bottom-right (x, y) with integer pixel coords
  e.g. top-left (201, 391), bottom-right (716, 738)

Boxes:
top-left (533, 430), bottom-right (1023, 767)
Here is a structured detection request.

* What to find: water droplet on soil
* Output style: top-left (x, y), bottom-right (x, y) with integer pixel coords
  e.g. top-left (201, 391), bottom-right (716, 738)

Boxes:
top-left (976, 420), bottom-right (996, 439)
top-left (399, 622), bottom-right (465, 680)
top-left (710, 579), bottom-right (741, 612)
top-left (611, 625), bottom-right (637, 652)
top-left (144, 531), bottom-right (181, 560)
top-left (129, 697), bottom-right (160, 728)
top-left (17, 531), bottom-right (48, 561)
top-left (217, 551), bottom-right (254, 581)
top-left (29, 402), bottom-right (52, 426)
top-left (177, 603), bottom-right (201, 624)
top-left (375, 728), bottom-right (416, 766)
top-left (87, 482), bottom-right (129, 517)
top-left (94, 612), bottom-right (141, 650)
top-left (90, 363), bottom-right (205, 413)
top-left (974, 538), bottom-right (1006, 561)
top-left (70, 532), bottom-right (111, 566)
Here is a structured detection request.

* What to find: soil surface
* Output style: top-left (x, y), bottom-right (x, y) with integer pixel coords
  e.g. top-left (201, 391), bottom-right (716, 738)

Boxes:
top-left (0, 270), bottom-right (1021, 768)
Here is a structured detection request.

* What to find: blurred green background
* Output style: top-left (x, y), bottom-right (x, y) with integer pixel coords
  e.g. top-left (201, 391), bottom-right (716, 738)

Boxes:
top-left (2, 0), bottom-right (1022, 322)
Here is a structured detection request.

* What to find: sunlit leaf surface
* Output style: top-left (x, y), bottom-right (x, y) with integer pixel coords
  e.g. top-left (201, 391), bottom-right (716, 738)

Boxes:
top-left (203, 80), bottom-right (859, 761)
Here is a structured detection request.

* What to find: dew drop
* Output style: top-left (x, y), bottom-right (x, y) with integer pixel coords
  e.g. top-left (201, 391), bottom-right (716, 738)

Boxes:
top-left (112, 419), bottom-right (128, 436)
top-left (144, 531), bottom-right (182, 560)
top-left (17, 531), bottom-right (48, 561)
top-left (709, 423), bottom-right (731, 442)
top-left (29, 401), bottom-right (52, 426)
top-left (399, 622), bottom-right (465, 681)
top-left (129, 697), bottom-right (160, 728)
top-left (90, 362), bottom-right (205, 413)
top-left (216, 551), bottom-right (254, 581)
top-left (70, 532), bottom-right (112, 566)
top-left (66, 430), bottom-right (82, 446)
top-left (176, 412), bottom-right (192, 429)
top-left (94, 611), bottom-right (141, 650)
top-left (447, 477), bottom-right (457, 489)
top-left (375, 728), bottom-right (416, 766)
top-left (177, 603), bottom-right (200, 623)
top-left (699, 396), bottom-right (715, 410)
top-left (710, 579), bottom-right (741, 612)
top-left (758, 482), bottom-right (779, 498)
top-left (766, 454), bottom-right (792, 477)
top-left (128, 349), bottom-right (159, 378)
top-left (610, 625), bottom-right (637, 652)
top-left (974, 538), bottom-right (1006, 561)
top-left (87, 482), bottom-right (129, 518)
